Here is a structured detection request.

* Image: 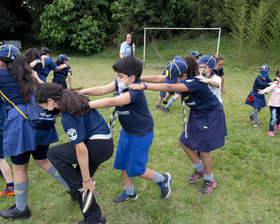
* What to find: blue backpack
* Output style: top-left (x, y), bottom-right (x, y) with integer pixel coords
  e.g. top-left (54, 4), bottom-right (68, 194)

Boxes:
top-left (27, 93), bottom-right (56, 130)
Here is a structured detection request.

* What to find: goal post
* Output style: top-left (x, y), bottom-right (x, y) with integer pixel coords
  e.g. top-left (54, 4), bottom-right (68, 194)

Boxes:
top-left (143, 27), bottom-right (221, 64)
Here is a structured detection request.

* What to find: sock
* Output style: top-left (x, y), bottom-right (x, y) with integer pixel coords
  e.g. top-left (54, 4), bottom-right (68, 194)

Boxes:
top-left (203, 172), bottom-right (214, 182)
top-left (124, 185), bottom-right (135, 195)
top-left (152, 172), bottom-right (165, 183)
top-left (7, 182), bottom-right (14, 189)
top-left (47, 166), bottom-right (70, 192)
top-left (164, 97), bottom-right (176, 109)
top-left (15, 180), bottom-right (29, 211)
top-left (193, 160), bottom-right (204, 172)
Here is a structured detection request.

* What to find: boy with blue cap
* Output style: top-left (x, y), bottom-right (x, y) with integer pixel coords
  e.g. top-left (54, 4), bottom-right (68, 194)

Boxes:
top-left (52, 54), bottom-right (72, 89)
top-left (245, 65), bottom-right (272, 127)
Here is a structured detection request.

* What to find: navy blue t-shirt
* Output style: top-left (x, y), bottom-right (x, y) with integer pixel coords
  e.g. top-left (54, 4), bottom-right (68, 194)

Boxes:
top-left (62, 109), bottom-right (110, 145)
top-left (115, 82), bottom-right (154, 136)
top-left (181, 78), bottom-right (221, 111)
top-left (212, 67), bottom-right (224, 77)
top-left (252, 75), bottom-right (272, 92)
top-left (40, 57), bottom-right (57, 77)
top-left (0, 68), bottom-right (25, 105)
top-left (53, 65), bottom-right (72, 79)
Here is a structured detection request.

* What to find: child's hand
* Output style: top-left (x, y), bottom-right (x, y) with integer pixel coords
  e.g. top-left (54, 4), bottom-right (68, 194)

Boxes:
top-left (129, 83), bottom-right (145, 90)
top-left (258, 89), bottom-right (264, 95)
top-left (196, 75), bottom-right (210, 84)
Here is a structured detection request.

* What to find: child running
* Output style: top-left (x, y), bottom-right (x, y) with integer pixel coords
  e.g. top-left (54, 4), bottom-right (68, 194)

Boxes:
top-left (245, 65), bottom-right (272, 128)
top-left (36, 83), bottom-right (113, 224)
top-left (52, 54), bottom-right (72, 89)
top-left (258, 69), bottom-right (280, 136)
top-left (130, 56), bottom-right (227, 194)
top-left (79, 56), bottom-right (172, 202)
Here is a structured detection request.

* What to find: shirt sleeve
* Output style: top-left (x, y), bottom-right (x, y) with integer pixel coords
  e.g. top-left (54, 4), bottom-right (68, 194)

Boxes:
top-left (182, 79), bottom-right (200, 93)
top-left (218, 68), bottom-right (224, 76)
top-left (48, 58), bottom-right (57, 70)
top-left (132, 43), bottom-right (135, 54)
top-left (67, 66), bottom-right (72, 75)
top-left (62, 115), bottom-right (86, 145)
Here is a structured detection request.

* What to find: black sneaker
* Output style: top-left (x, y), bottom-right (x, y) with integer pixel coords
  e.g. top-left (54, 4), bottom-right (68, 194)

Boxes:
top-left (200, 180), bottom-right (217, 194)
top-left (155, 105), bottom-right (161, 110)
top-left (76, 216), bottom-right (107, 224)
top-left (113, 192), bottom-right (138, 203)
top-left (188, 170), bottom-right (204, 183)
top-left (0, 205), bottom-right (31, 219)
top-left (82, 191), bottom-right (94, 214)
top-left (162, 100), bottom-right (168, 105)
top-left (157, 173), bottom-right (172, 199)
top-left (162, 108), bottom-right (170, 113)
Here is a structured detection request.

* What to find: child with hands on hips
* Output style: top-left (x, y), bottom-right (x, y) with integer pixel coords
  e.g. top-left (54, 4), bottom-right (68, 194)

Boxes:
top-left (79, 56), bottom-right (172, 203)
top-left (36, 83), bottom-right (113, 224)
top-left (258, 69), bottom-right (280, 136)
top-left (130, 56), bottom-right (227, 195)
top-left (245, 65), bottom-right (272, 128)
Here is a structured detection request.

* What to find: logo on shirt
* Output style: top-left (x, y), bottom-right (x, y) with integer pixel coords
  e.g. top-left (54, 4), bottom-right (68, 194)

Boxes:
top-left (67, 128), bottom-right (77, 141)
top-left (186, 102), bottom-right (196, 106)
top-left (118, 111), bottom-right (130, 115)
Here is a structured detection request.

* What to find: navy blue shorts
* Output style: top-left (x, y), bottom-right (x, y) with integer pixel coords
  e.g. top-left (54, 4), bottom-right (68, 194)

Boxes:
top-left (10, 145), bottom-right (49, 165)
top-left (114, 129), bottom-right (153, 177)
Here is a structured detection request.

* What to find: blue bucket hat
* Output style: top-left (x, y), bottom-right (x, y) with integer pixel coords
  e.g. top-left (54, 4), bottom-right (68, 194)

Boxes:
top-left (197, 55), bottom-right (216, 69)
top-left (0, 45), bottom-right (20, 60)
top-left (190, 51), bottom-right (202, 57)
top-left (57, 54), bottom-right (70, 63)
top-left (260, 65), bottom-right (270, 73)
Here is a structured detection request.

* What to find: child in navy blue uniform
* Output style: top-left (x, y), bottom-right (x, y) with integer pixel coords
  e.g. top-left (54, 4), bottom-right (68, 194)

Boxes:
top-left (152, 56), bottom-right (189, 110)
top-left (0, 45), bottom-right (70, 220)
top-left (130, 56), bottom-right (227, 195)
top-left (39, 47), bottom-right (67, 82)
top-left (79, 56), bottom-right (172, 203)
top-left (212, 55), bottom-right (226, 94)
top-left (245, 65), bottom-right (272, 128)
top-left (52, 54), bottom-right (72, 89)
top-left (36, 83), bottom-right (113, 224)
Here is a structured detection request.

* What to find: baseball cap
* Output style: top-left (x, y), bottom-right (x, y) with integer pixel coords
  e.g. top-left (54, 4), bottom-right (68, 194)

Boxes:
top-left (197, 55), bottom-right (216, 69)
top-left (0, 45), bottom-right (20, 60)
top-left (190, 51), bottom-right (202, 57)
top-left (57, 54), bottom-right (70, 62)
top-left (260, 65), bottom-right (270, 73)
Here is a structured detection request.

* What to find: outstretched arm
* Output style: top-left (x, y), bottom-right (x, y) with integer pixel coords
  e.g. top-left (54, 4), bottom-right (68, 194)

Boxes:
top-left (89, 91), bottom-right (131, 108)
top-left (140, 75), bottom-right (166, 83)
top-left (130, 82), bottom-right (189, 93)
top-left (79, 81), bottom-right (116, 96)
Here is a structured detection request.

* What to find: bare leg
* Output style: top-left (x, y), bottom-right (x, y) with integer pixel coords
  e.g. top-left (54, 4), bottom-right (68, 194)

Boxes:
top-left (157, 96), bottom-right (163, 107)
top-left (200, 152), bottom-right (212, 175)
top-left (12, 163), bottom-right (28, 184)
top-left (140, 168), bottom-right (155, 180)
top-left (35, 158), bottom-right (52, 171)
top-left (121, 170), bottom-right (133, 186)
top-left (179, 141), bottom-right (200, 164)
top-left (0, 159), bottom-right (13, 183)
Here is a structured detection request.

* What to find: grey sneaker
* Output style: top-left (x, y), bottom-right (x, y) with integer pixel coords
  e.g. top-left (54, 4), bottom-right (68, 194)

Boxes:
top-left (76, 216), bottom-right (107, 224)
top-left (157, 173), bottom-right (172, 199)
top-left (249, 114), bottom-right (254, 122)
top-left (162, 108), bottom-right (170, 113)
top-left (113, 192), bottom-right (138, 203)
top-left (155, 105), bottom-right (161, 110)
top-left (254, 124), bottom-right (258, 128)
top-left (188, 170), bottom-right (204, 183)
top-left (200, 180), bottom-right (217, 194)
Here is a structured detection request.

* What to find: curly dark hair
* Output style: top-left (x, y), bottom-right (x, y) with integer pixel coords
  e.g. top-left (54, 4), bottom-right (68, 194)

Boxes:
top-left (24, 48), bottom-right (40, 64)
top-left (35, 83), bottom-right (91, 117)
top-left (183, 55), bottom-right (199, 78)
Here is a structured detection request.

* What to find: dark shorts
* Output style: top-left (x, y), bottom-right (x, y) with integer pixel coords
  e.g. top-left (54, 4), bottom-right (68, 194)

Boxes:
top-left (10, 145), bottom-right (49, 165)
top-left (52, 76), bottom-right (67, 89)
top-left (159, 78), bottom-right (177, 98)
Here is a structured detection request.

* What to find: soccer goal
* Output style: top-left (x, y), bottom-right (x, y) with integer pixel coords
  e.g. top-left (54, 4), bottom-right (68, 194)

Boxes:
top-left (143, 27), bottom-right (221, 65)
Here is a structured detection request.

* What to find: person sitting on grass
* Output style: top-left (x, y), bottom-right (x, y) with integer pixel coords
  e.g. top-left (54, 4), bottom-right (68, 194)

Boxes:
top-left (129, 55), bottom-right (227, 195)
top-left (36, 83), bottom-right (113, 224)
top-left (79, 56), bottom-right (172, 203)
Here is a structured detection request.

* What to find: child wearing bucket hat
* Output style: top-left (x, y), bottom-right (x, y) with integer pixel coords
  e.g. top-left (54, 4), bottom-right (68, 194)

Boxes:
top-left (245, 65), bottom-right (272, 128)
top-left (52, 54), bottom-right (72, 89)
top-left (0, 45), bottom-right (71, 220)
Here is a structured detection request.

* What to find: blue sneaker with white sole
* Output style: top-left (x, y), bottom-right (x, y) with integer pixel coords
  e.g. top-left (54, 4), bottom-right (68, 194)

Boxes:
top-left (157, 173), bottom-right (172, 199)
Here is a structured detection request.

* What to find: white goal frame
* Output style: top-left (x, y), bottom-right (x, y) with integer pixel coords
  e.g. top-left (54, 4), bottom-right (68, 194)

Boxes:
top-left (143, 27), bottom-right (221, 64)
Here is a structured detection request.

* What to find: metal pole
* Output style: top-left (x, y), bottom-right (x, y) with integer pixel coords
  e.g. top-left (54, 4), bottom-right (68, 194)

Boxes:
top-left (143, 28), bottom-right (146, 64)
top-left (217, 28), bottom-right (221, 55)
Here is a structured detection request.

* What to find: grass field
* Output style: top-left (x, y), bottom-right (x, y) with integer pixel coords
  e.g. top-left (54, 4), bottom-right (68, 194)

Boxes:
top-left (0, 35), bottom-right (280, 224)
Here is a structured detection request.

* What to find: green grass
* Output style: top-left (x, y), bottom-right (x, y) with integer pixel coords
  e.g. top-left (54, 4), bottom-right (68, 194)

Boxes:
top-left (1, 35), bottom-right (280, 224)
